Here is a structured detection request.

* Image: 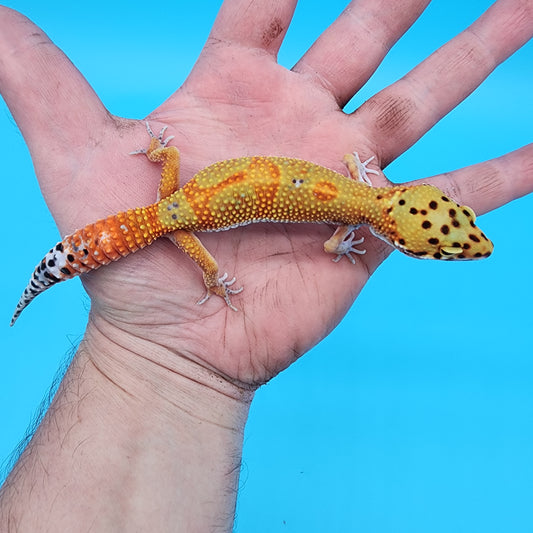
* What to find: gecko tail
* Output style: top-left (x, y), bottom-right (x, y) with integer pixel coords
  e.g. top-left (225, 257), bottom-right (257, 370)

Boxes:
top-left (10, 206), bottom-right (165, 326)
top-left (10, 241), bottom-right (86, 326)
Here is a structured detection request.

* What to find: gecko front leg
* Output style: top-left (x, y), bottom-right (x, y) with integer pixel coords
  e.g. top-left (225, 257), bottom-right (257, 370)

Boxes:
top-left (324, 226), bottom-right (366, 264)
top-left (324, 152), bottom-right (379, 263)
top-left (342, 152), bottom-right (379, 186)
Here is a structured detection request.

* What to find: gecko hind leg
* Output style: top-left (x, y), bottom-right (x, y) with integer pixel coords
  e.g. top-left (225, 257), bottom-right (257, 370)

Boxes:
top-left (168, 230), bottom-right (243, 311)
top-left (130, 122), bottom-right (180, 200)
top-left (196, 273), bottom-right (243, 311)
top-left (131, 124), bottom-right (242, 310)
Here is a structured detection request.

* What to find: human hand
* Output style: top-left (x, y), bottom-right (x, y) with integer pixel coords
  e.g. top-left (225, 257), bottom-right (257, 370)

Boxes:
top-left (1, 0), bottom-right (531, 390)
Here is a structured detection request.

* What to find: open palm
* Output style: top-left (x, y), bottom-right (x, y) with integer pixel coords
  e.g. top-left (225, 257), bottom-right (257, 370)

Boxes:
top-left (2, 0), bottom-right (531, 386)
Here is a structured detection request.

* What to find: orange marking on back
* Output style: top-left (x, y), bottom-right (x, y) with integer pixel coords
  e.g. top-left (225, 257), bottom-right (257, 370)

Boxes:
top-left (248, 157), bottom-right (282, 217)
top-left (313, 181), bottom-right (338, 202)
top-left (182, 157), bottom-right (283, 227)
top-left (182, 170), bottom-right (249, 225)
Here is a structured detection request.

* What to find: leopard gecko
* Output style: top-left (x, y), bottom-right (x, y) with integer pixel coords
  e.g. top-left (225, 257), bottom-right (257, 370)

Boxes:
top-left (10, 124), bottom-right (493, 325)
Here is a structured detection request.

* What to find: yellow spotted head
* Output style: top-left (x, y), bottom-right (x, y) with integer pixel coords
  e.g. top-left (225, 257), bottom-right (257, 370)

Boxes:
top-left (375, 184), bottom-right (493, 260)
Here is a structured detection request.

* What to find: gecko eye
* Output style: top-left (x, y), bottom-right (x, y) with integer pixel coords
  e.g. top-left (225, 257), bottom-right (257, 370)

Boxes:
top-left (462, 205), bottom-right (476, 222)
top-left (440, 246), bottom-right (463, 256)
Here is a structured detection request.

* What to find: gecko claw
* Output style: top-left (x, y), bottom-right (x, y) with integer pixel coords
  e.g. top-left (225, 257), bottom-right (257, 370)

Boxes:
top-left (129, 122), bottom-right (174, 155)
top-left (344, 152), bottom-right (380, 186)
top-left (332, 232), bottom-right (366, 264)
top-left (146, 122), bottom-right (174, 146)
top-left (197, 272), bottom-right (243, 311)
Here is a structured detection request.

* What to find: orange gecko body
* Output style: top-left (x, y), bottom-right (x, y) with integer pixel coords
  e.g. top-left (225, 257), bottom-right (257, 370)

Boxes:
top-left (11, 126), bottom-right (493, 325)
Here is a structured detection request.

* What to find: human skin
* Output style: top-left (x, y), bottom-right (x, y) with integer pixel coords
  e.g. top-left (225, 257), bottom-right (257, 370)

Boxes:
top-left (0, 0), bottom-right (532, 531)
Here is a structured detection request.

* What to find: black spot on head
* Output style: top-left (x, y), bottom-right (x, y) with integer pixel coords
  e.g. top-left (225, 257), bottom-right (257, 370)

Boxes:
top-left (60, 267), bottom-right (71, 275)
top-left (441, 196), bottom-right (450, 202)
top-left (422, 220), bottom-right (432, 229)
top-left (428, 238), bottom-right (439, 245)
top-left (463, 209), bottom-right (471, 217)
top-left (67, 254), bottom-right (75, 262)
top-left (399, 199), bottom-right (406, 206)
top-left (440, 225), bottom-right (450, 235)
top-left (421, 209), bottom-right (428, 215)
top-left (481, 232), bottom-right (488, 241)
top-left (413, 251), bottom-right (428, 257)
top-left (458, 254), bottom-right (466, 259)
top-left (433, 252), bottom-right (442, 259)
top-left (47, 259), bottom-right (56, 267)
top-left (409, 207), bottom-right (418, 215)
top-left (452, 242), bottom-right (461, 248)
top-left (470, 221), bottom-right (476, 228)
top-left (463, 243), bottom-right (471, 249)
top-left (483, 251), bottom-right (492, 257)
top-left (56, 243), bottom-right (64, 252)
top-left (469, 234), bottom-right (481, 243)
top-left (399, 239), bottom-right (406, 245)
top-left (452, 220), bottom-right (460, 228)
top-left (429, 200), bottom-right (438, 210)
top-left (449, 208), bottom-right (457, 217)
top-left (474, 252), bottom-right (482, 257)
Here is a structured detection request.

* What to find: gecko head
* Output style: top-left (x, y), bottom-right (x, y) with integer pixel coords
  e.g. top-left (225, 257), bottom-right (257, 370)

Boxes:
top-left (378, 184), bottom-right (493, 260)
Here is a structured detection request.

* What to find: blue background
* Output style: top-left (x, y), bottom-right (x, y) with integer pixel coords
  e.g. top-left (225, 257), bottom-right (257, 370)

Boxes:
top-left (1, 1), bottom-right (531, 531)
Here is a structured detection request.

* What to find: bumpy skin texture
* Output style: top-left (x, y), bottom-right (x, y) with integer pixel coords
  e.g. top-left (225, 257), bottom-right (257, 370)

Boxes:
top-left (11, 132), bottom-right (493, 325)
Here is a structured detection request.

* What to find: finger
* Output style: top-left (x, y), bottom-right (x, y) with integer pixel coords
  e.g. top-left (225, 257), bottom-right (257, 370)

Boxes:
top-left (0, 8), bottom-right (109, 160)
top-left (409, 144), bottom-right (533, 215)
top-left (208, 0), bottom-right (297, 56)
top-left (294, 0), bottom-right (430, 107)
top-left (356, 0), bottom-right (533, 164)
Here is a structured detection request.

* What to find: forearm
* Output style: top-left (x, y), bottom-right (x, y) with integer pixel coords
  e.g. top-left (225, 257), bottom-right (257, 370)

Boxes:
top-left (0, 314), bottom-right (253, 533)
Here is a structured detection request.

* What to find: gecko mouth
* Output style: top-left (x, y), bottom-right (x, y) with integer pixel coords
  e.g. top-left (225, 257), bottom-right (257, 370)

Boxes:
top-left (439, 244), bottom-right (492, 260)
top-left (397, 242), bottom-right (492, 260)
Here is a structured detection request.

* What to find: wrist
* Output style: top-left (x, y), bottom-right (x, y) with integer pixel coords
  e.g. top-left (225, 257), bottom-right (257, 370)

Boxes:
top-left (84, 312), bottom-right (254, 429)
top-left (82, 314), bottom-right (254, 530)
top-left (1, 312), bottom-right (253, 533)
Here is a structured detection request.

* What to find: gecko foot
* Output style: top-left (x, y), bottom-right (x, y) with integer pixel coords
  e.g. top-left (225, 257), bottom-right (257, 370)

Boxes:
top-left (129, 122), bottom-right (175, 155)
top-left (343, 152), bottom-right (380, 186)
top-left (331, 232), bottom-right (366, 264)
top-left (197, 272), bottom-right (243, 311)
